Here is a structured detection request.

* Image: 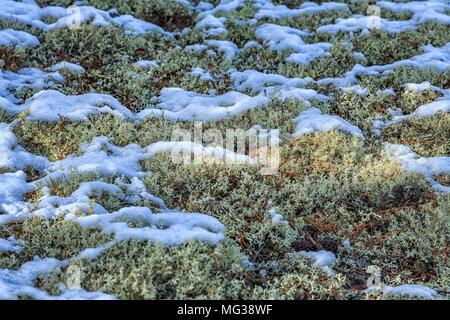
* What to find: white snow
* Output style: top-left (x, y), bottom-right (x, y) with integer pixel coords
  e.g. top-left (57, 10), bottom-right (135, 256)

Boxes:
top-left (115, 177), bottom-right (167, 209)
top-left (48, 61), bottom-right (86, 73)
top-left (403, 81), bottom-right (432, 93)
top-left (317, 15), bottom-right (416, 34)
top-left (112, 14), bottom-right (171, 37)
top-left (0, 29), bottom-right (40, 49)
top-left (195, 13), bottom-right (227, 37)
top-left (78, 241), bottom-right (116, 260)
top-left (269, 207), bottom-right (287, 224)
top-left (384, 144), bottom-right (450, 194)
top-left (230, 70), bottom-right (328, 105)
top-left (377, 0), bottom-right (450, 25)
top-left (0, 257), bottom-right (116, 300)
top-left (317, 0), bottom-right (449, 35)
top-left (137, 88), bottom-right (269, 121)
top-left (353, 52), bottom-right (367, 62)
top-left (208, 0), bottom-right (242, 15)
top-left (196, 1), bottom-right (215, 12)
top-left (145, 140), bottom-right (258, 165)
top-left (44, 136), bottom-right (147, 179)
top-left (231, 69), bottom-right (311, 94)
top-left (205, 39), bottom-right (240, 60)
top-left (0, 121), bottom-right (49, 171)
top-left (378, 88), bottom-right (396, 96)
top-left (0, 171), bottom-right (33, 213)
top-left (74, 206), bottom-right (227, 246)
top-left (342, 85), bottom-right (369, 97)
top-left (134, 60), bottom-right (158, 68)
top-left (0, 236), bottom-right (23, 252)
top-left (189, 67), bottom-right (217, 81)
top-left (365, 284), bottom-right (441, 300)
top-left (0, 1), bottom-right (173, 37)
top-left (0, 68), bottom-right (64, 108)
top-left (297, 250), bottom-right (337, 276)
top-left (292, 107), bottom-right (365, 139)
top-left (255, 24), bottom-right (331, 65)
top-left (183, 44), bottom-right (209, 52)
top-left (24, 90), bottom-right (134, 121)
top-left (383, 92), bottom-right (450, 125)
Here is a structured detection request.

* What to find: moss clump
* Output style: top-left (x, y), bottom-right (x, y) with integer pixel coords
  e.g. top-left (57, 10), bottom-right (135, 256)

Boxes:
top-left (381, 113), bottom-right (450, 157)
top-left (335, 195), bottom-right (449, 296)
top-left (141, 130), bottom-right (435, 287)
top-left (435, 174), bottom-right (450, 187)
top-left (0, 107), bottom-right (13, 123)
top-left (316, 89), bottom-right (390, 133)
top-left (234, 41), bottom-right (358, 80)
top-left (0, 18), bottom-right (43, 38)
top-left (396, 87), bottom-right (442, 115)
top-left (316, 82), bottom-right (443, 135)
top-left (19, 24), bottom-right (169, 111)
top-left (57, 239), bottom-right (247, 299)
top-left (0, 47), bottom-right (29, 72)
top-left (358, 66), bottom-right (450, 93)
top-left (0, 217), bottom-right (113, 271)
top-left (35, 0), bottom-right (73, 7)
top-left (221, 18), bottom-right (256, 49)
top-left (92, 0), bottom-right (197, 31)
top-left (13, 114), bottom-right (137, 161)
top-left (38, 171), bottom-right (132, 213)
top-left (216, 1), bottom-right (257, 21)
top-left (354, 23), bottom-right (450, 66)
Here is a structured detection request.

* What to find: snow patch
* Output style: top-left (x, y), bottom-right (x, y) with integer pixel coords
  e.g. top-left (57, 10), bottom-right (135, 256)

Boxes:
top-left (365, 284), bottom-right (441, 300)
top-left (137, 88), bottom-right (269, 121)
top-left (48, 62), bottom-right (86, 73)
top-left (384, 144), bottom-right (450, 194)
top-left (292, 107), bottom-right (365, 139)
top-left (24, 90), bottom-right (134, 121)
top-left (255, 24), bottom-right (331, 65)
top-left (0, 29), bottom-right (40, 49)
top-left (0, 257), bottom-right (116, 300)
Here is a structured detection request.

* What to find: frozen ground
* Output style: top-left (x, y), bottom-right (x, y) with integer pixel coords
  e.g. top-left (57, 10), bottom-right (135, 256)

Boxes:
top-left (0, 0), bottom-right (449, 300)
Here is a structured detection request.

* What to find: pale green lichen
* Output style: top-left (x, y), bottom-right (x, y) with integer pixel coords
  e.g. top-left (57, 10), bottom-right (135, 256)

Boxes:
top-left (1, 0), bottom-right (449, 300)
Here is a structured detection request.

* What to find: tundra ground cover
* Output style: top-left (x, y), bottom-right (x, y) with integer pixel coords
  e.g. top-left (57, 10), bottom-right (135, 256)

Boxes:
top-left (0, 0), bottom-right (449, 300)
